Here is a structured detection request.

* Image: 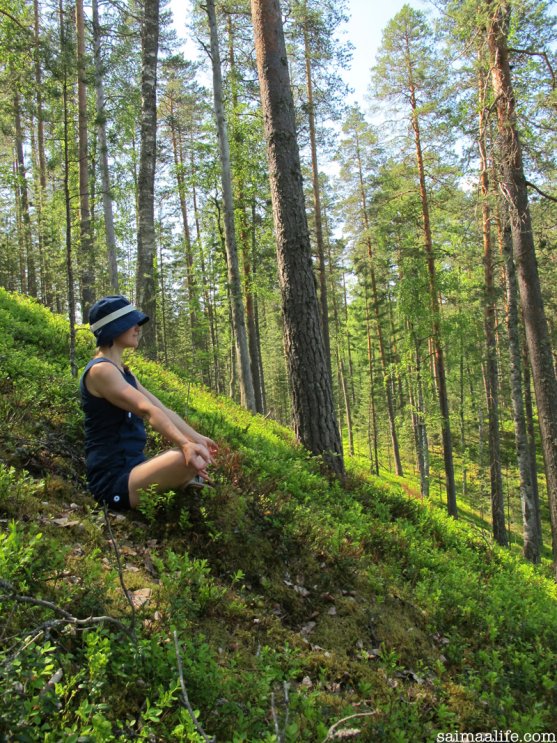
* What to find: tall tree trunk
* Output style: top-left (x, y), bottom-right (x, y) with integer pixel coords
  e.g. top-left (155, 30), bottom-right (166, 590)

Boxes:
top-left (459, 333), bottom-right (468, 497)
top-left (251, 0), bottom-right (344, 476)
top-left (352, 123), bottom-right (403, 474)
top-left (158, 237), bottom-right (168, 365)
top-left (191, 145), bottom-right (220, 391)
top-left (205, 0), bottom-right (256, 411)
top-left (169, 97), bottom-right (200, 355)
top-left (251, 199), bottom-right (266, 411)
top-left (13, 161), bottom-right (27, 293)
top-left (13, 86), bottom-right (36, 298)
top-left (92, 0), bottom-right (119, 292)
top-left (302, 13), bottom-right (331, 377)
top-left (226, 18), bottom-right (265, 413)
top-left (243, 216), bottom-right (265, 413)
top-left (33, 0), bottom-right (49, 305)
top-left (410, 325), bottom-right (430, 498)
top-left (76, 0), bottom-right (95, 317)
top-left (487, 1), bottom-right (557, 574)
top-left (522, 327), bottom-right (542, 543)
top-left (136, 0), bottom-right (159, 357)
top-left (405, 32), bottom-right (457, 517)
top-left (338, 350), bottom-right (354, 456)
top-left (329, 260), bottom-right (353, 456)
top-left (365, 293), bottom-right (380, 476)
top-left (498, 209), bottom-right (541, 561)
top-left (60, 0), bottom-right (76, 376)
top-left (478, 69), bottom-right (507, 546)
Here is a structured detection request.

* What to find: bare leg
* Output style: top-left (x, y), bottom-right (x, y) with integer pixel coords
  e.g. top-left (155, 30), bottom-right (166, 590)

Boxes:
top-left (128, 449), bottom-right (198, 508)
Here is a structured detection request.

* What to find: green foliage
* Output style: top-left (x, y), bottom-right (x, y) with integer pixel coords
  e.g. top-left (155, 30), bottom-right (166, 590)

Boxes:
top-left (0, 290), bottom-right (556, 739)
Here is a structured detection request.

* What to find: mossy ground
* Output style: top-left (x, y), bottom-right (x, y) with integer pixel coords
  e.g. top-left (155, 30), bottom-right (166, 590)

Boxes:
top-left (0, 289), bottom-right (556, 742)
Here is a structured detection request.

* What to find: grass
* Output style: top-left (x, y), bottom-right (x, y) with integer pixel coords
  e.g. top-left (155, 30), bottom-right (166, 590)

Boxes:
top-left (0, 288), bottom-right (556, 742)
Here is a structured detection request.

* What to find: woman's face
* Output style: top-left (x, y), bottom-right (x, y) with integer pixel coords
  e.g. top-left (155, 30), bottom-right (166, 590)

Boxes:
top-left (115, 324), bottom-right (142, 349)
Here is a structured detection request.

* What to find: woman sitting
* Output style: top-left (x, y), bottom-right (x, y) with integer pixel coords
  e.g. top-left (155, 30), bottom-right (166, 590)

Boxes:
top-left (80, 295), bottom-right (217, 510)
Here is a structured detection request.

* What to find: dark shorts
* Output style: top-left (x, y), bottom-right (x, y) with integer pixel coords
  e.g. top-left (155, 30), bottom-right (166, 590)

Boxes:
top-left (88, 454), bottom-right (146, 511)
top-left (94, 469), bottom-right (132, 511)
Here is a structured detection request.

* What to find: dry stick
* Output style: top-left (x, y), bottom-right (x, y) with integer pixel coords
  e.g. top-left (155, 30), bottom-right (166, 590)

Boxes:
top-left (0, 584), bottom-right (135, 670)
top-left (103, 504), bottom-right (137, 636)
top-left (270, 682), bottom-right (291, 743)
top-left (321, 711), bottom-right (378, 743)
top-left (173, 630), bottom-right (215, 743)
top-left (271, 691), bottom-right (280, 740)
top-left (0, 579), bottom-right (133, 635)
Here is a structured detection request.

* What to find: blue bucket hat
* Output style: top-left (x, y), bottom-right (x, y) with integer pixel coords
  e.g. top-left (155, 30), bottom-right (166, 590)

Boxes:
top-left (88, 295), bottom-right (149, 346)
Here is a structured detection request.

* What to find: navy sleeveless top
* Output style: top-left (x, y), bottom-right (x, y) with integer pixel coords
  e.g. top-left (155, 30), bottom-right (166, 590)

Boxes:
top-left (80, 358), bottom-right (147, 498)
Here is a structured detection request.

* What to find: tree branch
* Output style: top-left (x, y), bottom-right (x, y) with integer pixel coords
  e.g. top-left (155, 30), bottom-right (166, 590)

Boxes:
top-left (525, 180), bottom-right (557, 203)
top-left (0, 578), bottom-right (135, 657)
top-left (173, 631), bottom-right (215, 743)
top-left (103, 504), bottom-right (137, 635)
top-left (507, 47), bottom-right (556, 89)
top-left (0, 9), bottom-right (33, 34)
top-left (321, 711), bottom-right (378, 742)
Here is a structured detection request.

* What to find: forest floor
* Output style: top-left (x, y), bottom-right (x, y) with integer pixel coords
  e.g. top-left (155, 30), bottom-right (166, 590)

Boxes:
top-left (0, 288), bottom-right (556, 742)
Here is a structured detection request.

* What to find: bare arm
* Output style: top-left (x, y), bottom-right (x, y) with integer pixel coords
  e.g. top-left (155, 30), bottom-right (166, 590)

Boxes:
top-left (86, 363), bottom-right (214, 470)
top-left (136, 379), bottom-right (218, 454)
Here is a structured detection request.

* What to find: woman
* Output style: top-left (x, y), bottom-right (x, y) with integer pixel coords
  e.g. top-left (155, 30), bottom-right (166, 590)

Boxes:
top-left (80, 295), bottom-right (217, 510)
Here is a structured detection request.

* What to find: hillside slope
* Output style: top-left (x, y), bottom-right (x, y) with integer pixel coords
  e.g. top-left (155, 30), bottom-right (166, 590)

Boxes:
top-left (0, 289), bottom-right (556, 742)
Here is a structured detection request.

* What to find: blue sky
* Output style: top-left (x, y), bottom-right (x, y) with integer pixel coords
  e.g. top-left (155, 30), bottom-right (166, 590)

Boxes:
top-left (171, 0), bottom-right (425, 103)
top-left (340, 0), bottom-right (418, 101)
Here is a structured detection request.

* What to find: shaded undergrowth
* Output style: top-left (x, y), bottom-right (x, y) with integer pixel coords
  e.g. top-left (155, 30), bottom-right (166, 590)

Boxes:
top-left (0, 289), bottom-right (556, 742)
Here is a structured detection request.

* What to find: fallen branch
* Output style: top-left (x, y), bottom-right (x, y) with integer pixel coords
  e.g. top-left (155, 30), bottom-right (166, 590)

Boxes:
top-left (0, 580), bottom-right (133, 637)
top-left (271, 682), bottom-right (291, 743)
top-left (0, 580), bottom-right (135, 670)
top-left (173, 630), bottom-right (215, 743)
top-left (103, 504), bottom-right (137, 636)
top-left (321, 711), bottom-right (378, 742)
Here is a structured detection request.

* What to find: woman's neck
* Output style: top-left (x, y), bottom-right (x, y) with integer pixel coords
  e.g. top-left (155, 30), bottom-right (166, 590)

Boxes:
top-left (96, 346), bottom-right (124, 369)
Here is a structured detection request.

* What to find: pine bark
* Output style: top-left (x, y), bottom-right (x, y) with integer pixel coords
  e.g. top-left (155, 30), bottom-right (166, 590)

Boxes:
top-left (136, 0), bottom-right (159, 357)
top-left (251, 0), bottom-right (344, 476)
top-left (487, 1), bottom-right (557, 574)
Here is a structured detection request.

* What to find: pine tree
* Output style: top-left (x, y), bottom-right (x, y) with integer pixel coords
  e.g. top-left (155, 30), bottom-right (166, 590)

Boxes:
top-left (251, 0), bottom-right (344, 475)
top-left (373, 6), bottom-right (457, 515)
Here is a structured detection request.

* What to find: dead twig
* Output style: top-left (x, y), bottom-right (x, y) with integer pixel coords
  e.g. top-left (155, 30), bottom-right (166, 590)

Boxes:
top-left (321, 711), bottom-right (378, 742)
top-left (271, 681), bottom-right (291, 743)
top-left (0, 580), bottom-right (135, 670)
top-left (103, 504), bottom-right (137, 636)
top-left (173, 630), bottom-right (215, 743)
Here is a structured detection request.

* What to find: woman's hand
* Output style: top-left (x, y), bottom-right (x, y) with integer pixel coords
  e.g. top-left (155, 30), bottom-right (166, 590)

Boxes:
top-left (180, 441), bottom-right (213, 479)
top-left (196, 435), bottom-right (218, 456)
